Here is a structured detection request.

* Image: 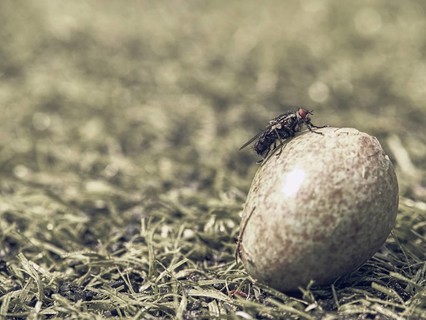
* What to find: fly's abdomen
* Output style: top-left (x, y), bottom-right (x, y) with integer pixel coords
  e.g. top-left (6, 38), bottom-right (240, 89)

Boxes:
top-left (254, 132), bottom-right (276, 156)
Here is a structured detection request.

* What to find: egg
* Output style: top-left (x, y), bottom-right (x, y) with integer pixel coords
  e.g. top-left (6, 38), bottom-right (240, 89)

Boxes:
top-left (238, 127), bottom-right (399, 292)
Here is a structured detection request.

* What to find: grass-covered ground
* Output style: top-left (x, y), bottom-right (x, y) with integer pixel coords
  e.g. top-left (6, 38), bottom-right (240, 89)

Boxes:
top-left (0, 1), bottom-right (425, 319)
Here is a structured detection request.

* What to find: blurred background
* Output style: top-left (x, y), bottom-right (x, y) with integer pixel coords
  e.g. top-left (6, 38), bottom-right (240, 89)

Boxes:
top-left (1, 0), bottom-right (426, 220)
top-left (1, 0), bottom-right (425, 199)
top-left (0, 1), bottom-right (425, 317)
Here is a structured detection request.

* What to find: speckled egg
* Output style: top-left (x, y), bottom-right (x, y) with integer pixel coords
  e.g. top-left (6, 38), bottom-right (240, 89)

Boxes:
top-left (238, 127), bottom-right (399, 292)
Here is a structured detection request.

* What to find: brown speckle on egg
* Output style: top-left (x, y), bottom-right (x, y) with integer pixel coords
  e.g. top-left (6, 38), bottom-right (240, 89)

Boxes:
top-left (238, 127), bottom-right (399, 292)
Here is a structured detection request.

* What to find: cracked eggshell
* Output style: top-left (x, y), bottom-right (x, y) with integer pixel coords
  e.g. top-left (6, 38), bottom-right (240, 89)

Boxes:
top-left (238, 127), bottom-right (399, 292)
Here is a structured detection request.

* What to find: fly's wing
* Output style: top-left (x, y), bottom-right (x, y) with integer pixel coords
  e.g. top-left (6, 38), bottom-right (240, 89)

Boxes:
top-left (239, 130), bottom-right (264, 150)
top-left (239, 120), bottom-right (278, 150)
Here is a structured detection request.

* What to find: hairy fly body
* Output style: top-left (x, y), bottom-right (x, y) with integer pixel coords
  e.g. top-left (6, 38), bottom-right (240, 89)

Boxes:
top-left (240, 108), bottom-right (326, 160)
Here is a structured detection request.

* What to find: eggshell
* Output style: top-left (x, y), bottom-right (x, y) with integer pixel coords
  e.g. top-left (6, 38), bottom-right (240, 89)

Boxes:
top-left (238, 127), bottom-right (399, 292)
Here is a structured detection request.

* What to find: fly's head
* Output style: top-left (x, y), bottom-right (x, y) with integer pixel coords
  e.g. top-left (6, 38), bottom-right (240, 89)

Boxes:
top-left (296, 108), bottom-right (313, 123)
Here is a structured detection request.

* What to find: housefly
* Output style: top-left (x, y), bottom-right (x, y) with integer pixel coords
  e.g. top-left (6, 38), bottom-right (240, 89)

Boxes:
top-left (240, 108), bottom-right (326, 161)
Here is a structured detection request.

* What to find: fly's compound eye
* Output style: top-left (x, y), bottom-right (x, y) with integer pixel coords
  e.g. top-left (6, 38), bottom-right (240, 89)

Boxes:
top-left (297, 108), bottom-right (308, 119)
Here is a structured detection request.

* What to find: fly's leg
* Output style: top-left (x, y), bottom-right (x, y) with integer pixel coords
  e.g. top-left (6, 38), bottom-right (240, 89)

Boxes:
top-left (307, 122), bottom-right (327, 134)
top-left (274, 142), bottom-right (288, 157)
top-left (273, 127), bottom-right (292, 157)
top-left (258, 138), bottom-right (277, 164)
top-left (257, 148), bottom-right (270, 164)
top-left (260, 143), bottom-right (286, 167)
top-left (273, 128), bottom-right (286, 147)
top-left (266, 128), bottom-right (289, 157)
top-left (260, 142), bottom-right (280, 165)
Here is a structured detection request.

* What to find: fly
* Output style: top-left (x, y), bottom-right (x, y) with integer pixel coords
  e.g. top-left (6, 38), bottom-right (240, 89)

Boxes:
top-left (240, 108), bottom-right (326, 161)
